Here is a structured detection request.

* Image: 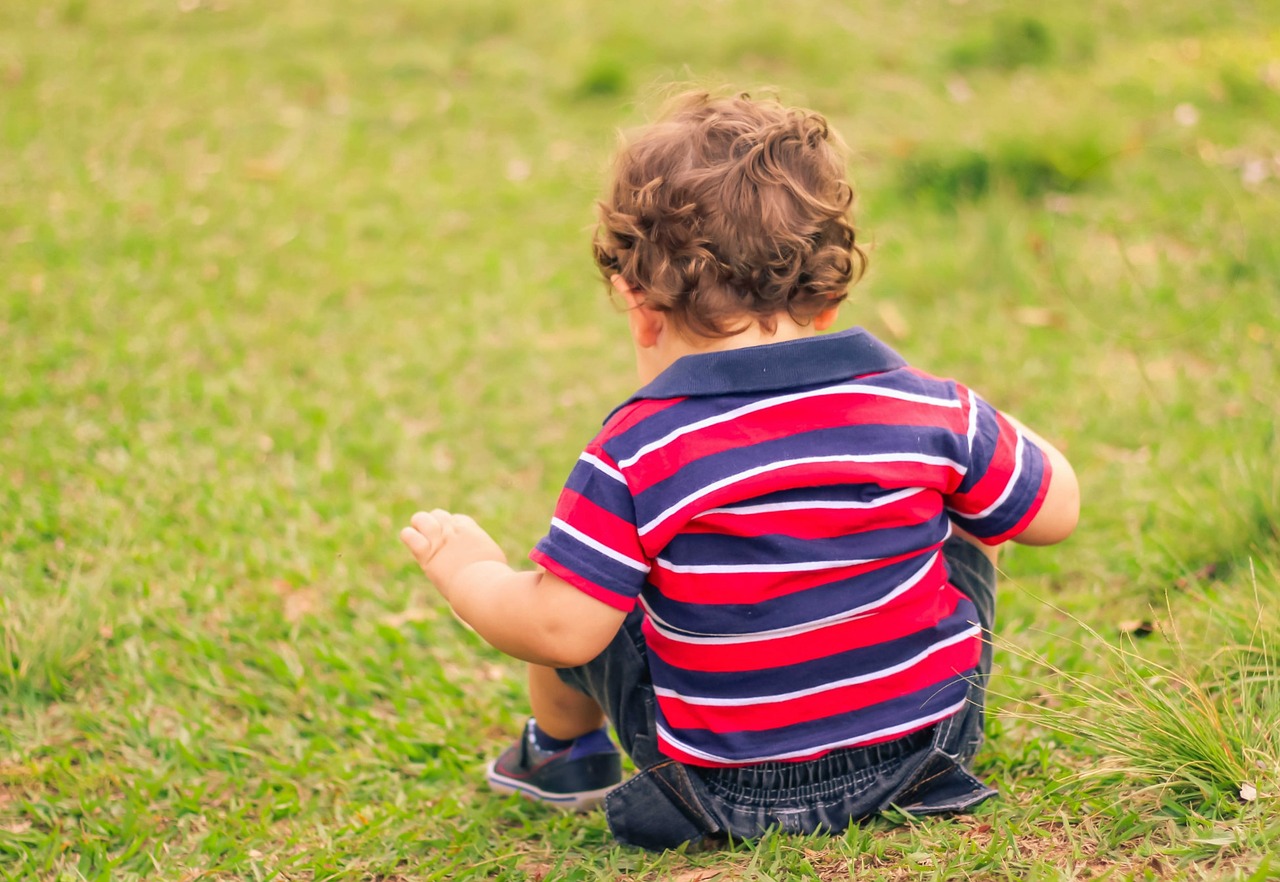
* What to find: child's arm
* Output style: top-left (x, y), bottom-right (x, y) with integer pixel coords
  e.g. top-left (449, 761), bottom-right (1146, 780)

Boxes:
top-left (1005, 417), bottom-right (1079, 546)
top-left (946, 389), bottom-right (1080, 548)
top-left (399, 510), bottom-right (628, 668)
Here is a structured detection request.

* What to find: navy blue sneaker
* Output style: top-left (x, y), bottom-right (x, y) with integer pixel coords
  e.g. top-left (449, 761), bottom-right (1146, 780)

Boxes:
top-left (486, 720), bottom-right (623, 811)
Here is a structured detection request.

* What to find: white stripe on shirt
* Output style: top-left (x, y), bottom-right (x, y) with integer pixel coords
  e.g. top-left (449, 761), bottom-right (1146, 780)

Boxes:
top-left (696, 486), bottom-right (923, 518)
top-left (965, 431), bottom-right (1026, 521)
top-left (965, 387), bottom-right (980, 460)
top-left (549, 517), bottom-right (650, 573)
top-left (651, 556), bottom-right (873, 575)
top-left (579, 451), bottom-right (627, 484)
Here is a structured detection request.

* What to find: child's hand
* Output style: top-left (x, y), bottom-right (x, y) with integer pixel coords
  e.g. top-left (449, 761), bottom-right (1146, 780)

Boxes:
top-left (399, 510), bottom-right (508, 601)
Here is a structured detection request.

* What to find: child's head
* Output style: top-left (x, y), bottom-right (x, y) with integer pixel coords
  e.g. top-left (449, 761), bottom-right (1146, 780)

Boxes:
top-left (593, 91), bottom-right (866, 339)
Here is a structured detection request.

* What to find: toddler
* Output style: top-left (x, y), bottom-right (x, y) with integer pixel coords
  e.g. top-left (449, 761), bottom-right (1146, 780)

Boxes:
top-left (401, 92), bottom-right (1079, 850)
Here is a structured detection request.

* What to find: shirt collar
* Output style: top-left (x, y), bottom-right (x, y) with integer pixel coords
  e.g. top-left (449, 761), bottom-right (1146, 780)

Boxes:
top-left (609, 327), bottom-right (906, 417)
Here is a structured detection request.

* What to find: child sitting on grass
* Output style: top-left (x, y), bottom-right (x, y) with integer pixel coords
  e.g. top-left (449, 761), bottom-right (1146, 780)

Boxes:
top-left (400, 91), bottom-right (1079, 851)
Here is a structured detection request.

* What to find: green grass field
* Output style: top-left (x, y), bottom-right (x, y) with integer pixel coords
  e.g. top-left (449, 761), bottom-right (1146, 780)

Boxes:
top-left (3, 0), bottom-right (1279, 878)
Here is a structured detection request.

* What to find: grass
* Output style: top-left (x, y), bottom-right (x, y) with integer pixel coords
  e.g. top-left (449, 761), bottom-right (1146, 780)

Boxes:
top-left (1007, 565), bottom-right (1280, 814)
top-left (2, 0), bottom-right (1279, 878)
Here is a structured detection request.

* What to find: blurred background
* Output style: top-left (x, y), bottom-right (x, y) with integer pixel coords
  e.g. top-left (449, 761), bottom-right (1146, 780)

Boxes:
top-left (1, 1), bottom-right (1278, 877)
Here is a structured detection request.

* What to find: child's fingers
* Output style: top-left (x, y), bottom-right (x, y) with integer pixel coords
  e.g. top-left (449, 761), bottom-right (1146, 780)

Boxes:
top-left (403, 509), bottom-right (452, 566)
top-left (409, 509), bottom-right (451, 538)
top-left (399, 526), bottom-right (432, 561)
top-left (444, 513), bottom-right (508, 565)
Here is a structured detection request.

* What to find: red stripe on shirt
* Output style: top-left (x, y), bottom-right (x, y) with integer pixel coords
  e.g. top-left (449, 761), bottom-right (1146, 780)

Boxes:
top-left (646, 545), bottom-right (937, 606)
top-left (601, 396), bottom-right (687, 438)
top-left (684, 491), bottom-right (944, 540)
top-left (644, 577), bottom-right (960, 673)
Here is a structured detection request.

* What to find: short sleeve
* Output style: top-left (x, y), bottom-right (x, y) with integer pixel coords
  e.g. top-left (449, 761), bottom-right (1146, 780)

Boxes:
top-left (945, 386), bottom-right (1053, 544)
top-left (529, 444), bottom-right (650, 611)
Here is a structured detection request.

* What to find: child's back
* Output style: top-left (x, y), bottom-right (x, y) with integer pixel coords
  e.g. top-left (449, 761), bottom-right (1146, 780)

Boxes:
top-left (534, 330), bottom-right (1042, 769)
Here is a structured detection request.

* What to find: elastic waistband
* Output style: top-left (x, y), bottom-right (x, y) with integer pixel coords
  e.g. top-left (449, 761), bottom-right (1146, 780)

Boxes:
top-left (698, 725), bottom-right (935, 796)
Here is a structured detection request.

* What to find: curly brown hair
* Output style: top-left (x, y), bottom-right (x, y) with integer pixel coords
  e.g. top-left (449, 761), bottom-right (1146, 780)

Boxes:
top-left (592, 91), bottom-right (867, 338)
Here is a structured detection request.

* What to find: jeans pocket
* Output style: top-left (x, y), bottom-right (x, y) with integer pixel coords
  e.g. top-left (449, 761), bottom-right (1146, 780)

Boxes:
top-left (878, 747), bottom-right (997, 816)
top-left (605, 761), bottom-right (721, 851)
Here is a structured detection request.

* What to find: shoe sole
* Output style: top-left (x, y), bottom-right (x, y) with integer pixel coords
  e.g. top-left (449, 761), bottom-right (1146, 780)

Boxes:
top-left (485, 761), bottom-right (618, 812)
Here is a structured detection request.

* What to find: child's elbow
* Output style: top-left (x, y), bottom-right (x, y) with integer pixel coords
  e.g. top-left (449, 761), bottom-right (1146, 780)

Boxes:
top-left (532, 599), bottom-right (627, 668)
top-left (538, 628), bottom-right (614, 669)
top-left (1019, 462), bottom-right (1080, 546)
top-left (1045, 470), bottom-right (1081, 542)
top-left (519, 572), bottom-right (630, 668)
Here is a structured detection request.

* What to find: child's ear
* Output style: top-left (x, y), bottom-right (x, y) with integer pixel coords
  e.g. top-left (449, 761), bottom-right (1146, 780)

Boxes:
top-left (813, 302), bottom-right (841, 331)
top-left (612, 275), bottom-right (663, 348)
top-left (610, 274), bottom-right (641, 307)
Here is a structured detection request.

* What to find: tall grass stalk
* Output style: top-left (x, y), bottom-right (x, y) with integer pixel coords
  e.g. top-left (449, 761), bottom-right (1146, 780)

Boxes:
top-left (1012, 562), bottom-right (1280, 816)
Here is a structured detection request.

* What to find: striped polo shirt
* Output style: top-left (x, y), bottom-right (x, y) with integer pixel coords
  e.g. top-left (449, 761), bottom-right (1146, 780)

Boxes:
top-left (530, 328), bottom-right (1051, 768)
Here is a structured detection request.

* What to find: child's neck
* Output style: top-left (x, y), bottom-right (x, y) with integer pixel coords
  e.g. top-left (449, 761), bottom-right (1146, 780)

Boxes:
top-left (636, 314), bottom-right (820, 384)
